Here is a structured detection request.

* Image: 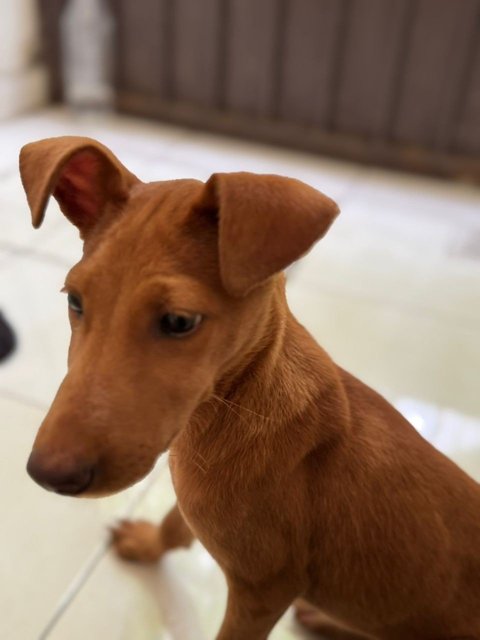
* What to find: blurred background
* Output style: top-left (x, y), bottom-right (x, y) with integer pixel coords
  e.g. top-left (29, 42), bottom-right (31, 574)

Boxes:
top-left (1, 1), bottom-right (479, 639)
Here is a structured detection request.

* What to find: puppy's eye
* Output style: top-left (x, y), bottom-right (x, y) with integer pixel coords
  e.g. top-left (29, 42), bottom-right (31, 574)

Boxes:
top-left (67, 293), bottom-right (83, 315)
top-left (159, 313), bottom-right (202, 337)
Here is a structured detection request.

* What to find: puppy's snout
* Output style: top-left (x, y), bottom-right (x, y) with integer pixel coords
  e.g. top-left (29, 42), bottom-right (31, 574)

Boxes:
top-left (26, 449), bottom-right (95, 496)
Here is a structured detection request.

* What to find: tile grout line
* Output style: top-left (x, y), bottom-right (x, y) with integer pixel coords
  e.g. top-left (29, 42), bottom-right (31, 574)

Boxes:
top-left (0, 241), bottom-right (74, 270)
top-left (36, 458), bottom-right (169, 640)
top-left (0, 388), bottom-right (49, 413)
top-left (37, 537), bottom-right (111, 640)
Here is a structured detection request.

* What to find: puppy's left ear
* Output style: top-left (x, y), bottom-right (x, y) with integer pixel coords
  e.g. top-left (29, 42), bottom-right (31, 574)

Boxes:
top-left (19, 136), bottom-right (139, 237)
top-left (195, 172), bottom-right (339, 296)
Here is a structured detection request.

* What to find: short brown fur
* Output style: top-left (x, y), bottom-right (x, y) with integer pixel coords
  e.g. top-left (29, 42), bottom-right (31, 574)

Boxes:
top-left (20, 137), bottom-right (480, 639)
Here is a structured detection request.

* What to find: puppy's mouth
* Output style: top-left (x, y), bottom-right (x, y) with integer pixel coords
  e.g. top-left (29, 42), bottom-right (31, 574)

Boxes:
top-left (74, 456), bottom-right (161, 499)
top-left (28, 431), bottom-right (175, 499)
top-left (55, 467), bottom-right (95, 496)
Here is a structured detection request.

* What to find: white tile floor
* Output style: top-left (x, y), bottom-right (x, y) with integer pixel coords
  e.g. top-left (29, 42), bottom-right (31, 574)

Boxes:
top-left (0, 108), bottom-right (479, 640)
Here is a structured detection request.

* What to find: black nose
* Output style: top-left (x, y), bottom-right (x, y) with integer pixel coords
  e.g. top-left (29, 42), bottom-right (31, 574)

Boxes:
top-left (26, 450), bottom-right (95, 495)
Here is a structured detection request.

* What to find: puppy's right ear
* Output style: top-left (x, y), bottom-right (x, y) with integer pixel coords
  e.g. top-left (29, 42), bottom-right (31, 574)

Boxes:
top-left (194, 172), bottom-right (339, 297)
top-left (19, 136), bottom-right (139, 237)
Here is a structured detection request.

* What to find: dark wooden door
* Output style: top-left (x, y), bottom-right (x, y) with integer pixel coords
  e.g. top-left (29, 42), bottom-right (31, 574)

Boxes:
top-left (39, 0), bottom-right (480, 182)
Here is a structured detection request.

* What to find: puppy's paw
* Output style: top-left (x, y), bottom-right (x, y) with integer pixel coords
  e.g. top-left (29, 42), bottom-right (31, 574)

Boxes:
top-left (110, 519), bottom-right (163, 563)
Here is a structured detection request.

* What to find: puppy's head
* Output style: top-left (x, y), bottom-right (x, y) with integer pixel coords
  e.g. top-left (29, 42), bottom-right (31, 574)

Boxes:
top-left (20, 136), bottom-right (339, 497)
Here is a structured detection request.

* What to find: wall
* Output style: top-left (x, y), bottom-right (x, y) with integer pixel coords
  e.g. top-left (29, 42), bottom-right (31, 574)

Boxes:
top-left (0, 0), bottom-right (47, 119)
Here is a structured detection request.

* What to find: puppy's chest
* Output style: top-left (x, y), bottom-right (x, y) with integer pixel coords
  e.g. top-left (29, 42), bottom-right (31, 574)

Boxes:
top-left (169, 451), bottom-right (277, 571)
top-left (170, 451), bottom-right (251, 528)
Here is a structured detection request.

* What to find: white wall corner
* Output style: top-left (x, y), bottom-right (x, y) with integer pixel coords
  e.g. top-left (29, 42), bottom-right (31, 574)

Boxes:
top-left (0, 0), bottom-right (48, 118)
top-left (0, 66), bottom-right (48, 119)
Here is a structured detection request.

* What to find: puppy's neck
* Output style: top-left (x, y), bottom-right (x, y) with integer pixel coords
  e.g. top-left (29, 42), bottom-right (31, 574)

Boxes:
top-left (215, 283), bottom-right (289, 401)
top-left (174, 283), bottom-right (350, 477)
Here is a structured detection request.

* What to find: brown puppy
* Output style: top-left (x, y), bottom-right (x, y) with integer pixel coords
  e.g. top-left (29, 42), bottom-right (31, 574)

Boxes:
top-left (20, 137), bottom-right (480, 640)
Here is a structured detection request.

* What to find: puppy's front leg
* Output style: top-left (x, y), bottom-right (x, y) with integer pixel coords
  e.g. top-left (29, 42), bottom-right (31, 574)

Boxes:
top-left (216, 576), bottom-right (295, 640)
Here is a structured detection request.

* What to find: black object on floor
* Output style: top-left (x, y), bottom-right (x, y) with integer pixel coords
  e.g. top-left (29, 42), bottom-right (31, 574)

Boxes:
top-left (0, 312), bottom-right (16, 362)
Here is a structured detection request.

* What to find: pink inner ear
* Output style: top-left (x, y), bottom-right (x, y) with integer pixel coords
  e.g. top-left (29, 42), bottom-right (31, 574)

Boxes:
top-left (53, 151), bottom-right (103, 226)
